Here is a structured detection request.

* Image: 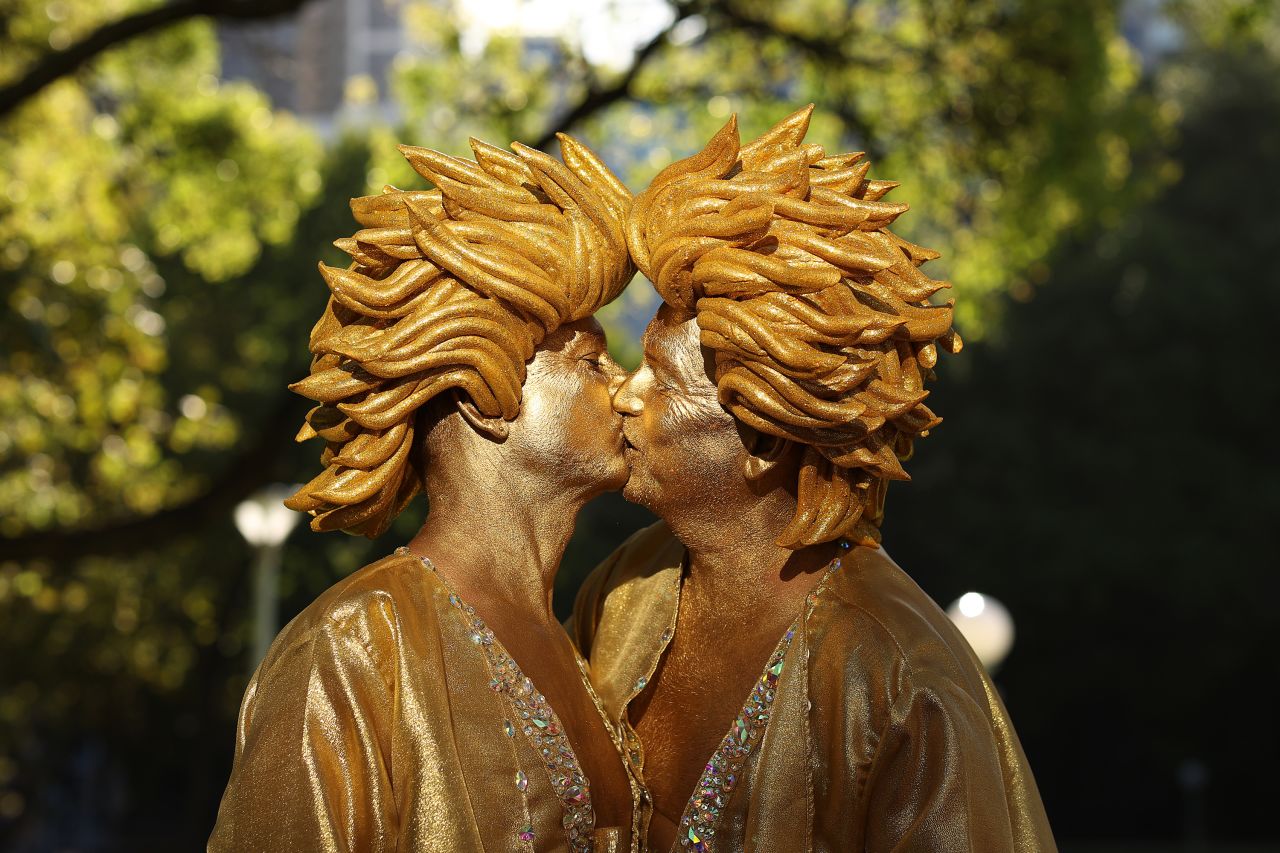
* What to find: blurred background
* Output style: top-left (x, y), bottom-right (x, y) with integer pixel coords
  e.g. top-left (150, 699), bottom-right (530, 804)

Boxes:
top-left (1, 0), bottom-right (1277, 849)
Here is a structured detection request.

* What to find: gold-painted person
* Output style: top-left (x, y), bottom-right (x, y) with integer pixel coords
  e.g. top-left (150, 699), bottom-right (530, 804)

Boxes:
top-left (208, 133), bottom-right (643, 851)
top-left (572, 107), bottom-right (1057, 852)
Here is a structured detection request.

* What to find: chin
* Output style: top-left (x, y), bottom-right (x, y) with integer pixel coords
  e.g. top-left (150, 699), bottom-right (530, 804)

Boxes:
top-left (620, 469), bottom-right (662, 512)
top-left (600, 454), bottom-right (630, 492)
top-left (577, 446), bottom-right (630, 495)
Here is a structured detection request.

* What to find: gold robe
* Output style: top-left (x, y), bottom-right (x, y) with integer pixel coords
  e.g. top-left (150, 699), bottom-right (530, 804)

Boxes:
top-left (572, 523), bottom-right (1056, 852)
top-left (209, 552), bottom-right (638, 853)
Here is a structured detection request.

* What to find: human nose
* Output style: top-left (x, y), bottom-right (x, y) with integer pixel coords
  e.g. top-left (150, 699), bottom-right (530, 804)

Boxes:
top-left (612, 368), bottom-right (645, 415)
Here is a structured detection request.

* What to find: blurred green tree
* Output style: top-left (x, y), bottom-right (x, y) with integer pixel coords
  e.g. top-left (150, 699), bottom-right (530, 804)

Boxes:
top-left (0, 1), bottom-right (340, 843)
top-left (0, 0), bottom-right (318, 118)
top-left (1, 0), bottom-right (324, 540)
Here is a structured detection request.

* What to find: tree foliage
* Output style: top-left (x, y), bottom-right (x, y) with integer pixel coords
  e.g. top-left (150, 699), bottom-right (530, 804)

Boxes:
top-left (1, 2), bottom-right (323, 537)
top-left (386, 0), bottom-right (1174, 334)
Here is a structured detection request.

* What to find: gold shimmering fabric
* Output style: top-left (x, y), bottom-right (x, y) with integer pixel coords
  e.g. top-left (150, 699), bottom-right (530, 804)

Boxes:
top-left (209, 552), bottom-right (637, 853)
top-left (573, 523), bottom-right (1057, 852)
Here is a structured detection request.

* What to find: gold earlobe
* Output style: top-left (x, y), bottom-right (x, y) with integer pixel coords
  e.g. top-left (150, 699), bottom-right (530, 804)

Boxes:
top-left (455, 395), bottom-right (510, 442)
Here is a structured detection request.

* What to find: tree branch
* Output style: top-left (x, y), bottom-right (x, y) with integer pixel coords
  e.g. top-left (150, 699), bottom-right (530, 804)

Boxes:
top-left (531, 1), bottom-right (700, 149)
top-left (710, 0), bottom-right (846, 63)
top-left (707, 0), bottom-right (894, 69)
top-left (529, 0), bottom-right (895, 161)
top-left (0, 0), bottom-right (317, 119)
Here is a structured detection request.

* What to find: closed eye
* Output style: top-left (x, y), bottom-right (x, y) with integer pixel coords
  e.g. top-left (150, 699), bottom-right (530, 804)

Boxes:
top-left (579, 353), bottom-right (607, 373)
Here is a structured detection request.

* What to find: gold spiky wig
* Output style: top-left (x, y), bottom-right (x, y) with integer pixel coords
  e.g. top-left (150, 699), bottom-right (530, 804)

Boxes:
top-left (285, 134), bottom-right (634, 537)
top-left (626, 106), bottom-right (962, 548)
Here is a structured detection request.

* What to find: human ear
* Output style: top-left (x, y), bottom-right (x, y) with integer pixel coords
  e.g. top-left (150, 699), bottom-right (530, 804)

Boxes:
top-left (455, 396), bottom-right (510, 441)
top-left (741, 425), bottom-right (792, 482)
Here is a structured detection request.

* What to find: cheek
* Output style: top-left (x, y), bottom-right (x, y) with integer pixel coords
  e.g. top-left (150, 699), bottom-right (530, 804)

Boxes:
top-left (514, 379), bottom-right (561, 429)
top-left (529, 369), bottom-right (617, 449)
top-left (663, 394), bottom-right (725, 437)
top-left (570, 371), bottom-right (616, 424)
top-left (645, 390), bottom-right (737, 458)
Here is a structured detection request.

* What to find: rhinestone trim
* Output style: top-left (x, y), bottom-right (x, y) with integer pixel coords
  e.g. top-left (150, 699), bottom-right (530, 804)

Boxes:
top-left (674, 549), bottom-right (847, 852)
top-left (674, 625), bottom-right (794, 853)
top-left (398, 548), bottom-right (596, 852)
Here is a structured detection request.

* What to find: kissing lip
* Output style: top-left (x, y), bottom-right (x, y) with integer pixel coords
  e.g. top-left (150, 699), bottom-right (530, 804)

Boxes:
top-left (620, 423), bottom-right (639, 454)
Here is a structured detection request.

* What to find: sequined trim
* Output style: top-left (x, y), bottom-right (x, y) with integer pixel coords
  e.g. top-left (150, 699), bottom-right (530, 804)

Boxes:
top-left (398, 548), bottom-right (596, 852)
top-left (674, 625), bottom-right (794, 853)
top-left (674, 549), bottom-right (847, 852)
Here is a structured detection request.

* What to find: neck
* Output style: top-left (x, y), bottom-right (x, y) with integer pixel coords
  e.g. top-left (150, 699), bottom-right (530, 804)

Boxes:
top-left (664, 484), bottom-right (841, 617)
top-left (406, 461), bottom-right (588, 625)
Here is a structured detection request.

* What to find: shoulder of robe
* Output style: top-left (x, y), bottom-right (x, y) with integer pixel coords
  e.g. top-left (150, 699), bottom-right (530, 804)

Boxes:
top-left (256, 551), bottom-right (444, 680)
top-left (599, 520), bottom-right (683, 589)
top-left (571, 520), bottom-right (683, 652)
top-left (808, 545), bottom-right (991, 711)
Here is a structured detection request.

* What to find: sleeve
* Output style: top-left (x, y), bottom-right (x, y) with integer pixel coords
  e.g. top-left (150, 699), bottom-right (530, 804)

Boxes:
top-left (859, 670), bottom-right (1056, 853)
top-left (207, 616), bottom-right (399, 853)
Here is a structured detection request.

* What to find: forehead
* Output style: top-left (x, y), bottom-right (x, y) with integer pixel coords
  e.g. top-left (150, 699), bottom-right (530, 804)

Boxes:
top-left (642, 305), bottom-right (714, 387)
top-left (542, 317), bottom-right (606, 353)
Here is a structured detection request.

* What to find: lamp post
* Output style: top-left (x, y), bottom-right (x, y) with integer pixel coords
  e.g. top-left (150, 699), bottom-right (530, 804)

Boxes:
top-left (234, 484), bottom-right (302, 671)
top-left (945, 591), bottom-right (1015, 673)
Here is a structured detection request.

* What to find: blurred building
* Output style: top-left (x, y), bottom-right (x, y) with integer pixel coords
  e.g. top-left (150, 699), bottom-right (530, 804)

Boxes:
top-left (218, 0), bottom-right (412, 132)
top-left (217, 0), bottom-right (668, 136)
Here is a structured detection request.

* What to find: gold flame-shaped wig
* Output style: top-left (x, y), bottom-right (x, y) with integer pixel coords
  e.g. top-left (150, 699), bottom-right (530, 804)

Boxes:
top-left (285, 134), bottom-right (634, 537)
top-left (627, 106), bottom-right (962, 548)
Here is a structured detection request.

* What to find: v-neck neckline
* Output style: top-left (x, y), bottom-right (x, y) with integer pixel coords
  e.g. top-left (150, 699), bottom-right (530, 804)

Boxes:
top-left (658, 545), bottom-right (850, 853)
top-left (398, 547), bottom-right (624, 852)
top-left (670, 616), bottom-right (798, 852)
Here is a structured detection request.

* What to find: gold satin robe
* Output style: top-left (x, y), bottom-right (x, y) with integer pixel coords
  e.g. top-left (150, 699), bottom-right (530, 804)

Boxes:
top-left (209, 552), bottom-right (638, 852)
top-left (572, 522), bottom-right (1057, 852)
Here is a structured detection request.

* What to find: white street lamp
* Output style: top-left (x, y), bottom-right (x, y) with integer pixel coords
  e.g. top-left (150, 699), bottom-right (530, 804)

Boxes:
top-left (946, 591), bottom-right (1015, 673)
top-left (234, 484), bottom-right (302, 671)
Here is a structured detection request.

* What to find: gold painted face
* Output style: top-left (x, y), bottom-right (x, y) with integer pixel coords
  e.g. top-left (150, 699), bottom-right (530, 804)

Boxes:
top-left (511, 317), bottom-right (629, 496)
top-left (612, 304), bottom-right (747, 517)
